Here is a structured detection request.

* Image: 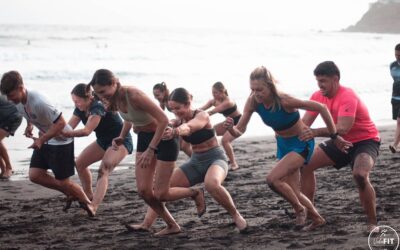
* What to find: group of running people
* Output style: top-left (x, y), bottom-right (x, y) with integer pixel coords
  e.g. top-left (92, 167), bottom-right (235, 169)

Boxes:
top-left (0, 58), bottom-right (385, 235)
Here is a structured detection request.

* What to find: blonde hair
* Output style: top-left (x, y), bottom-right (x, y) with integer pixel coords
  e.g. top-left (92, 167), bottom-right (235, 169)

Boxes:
top-left (250, 66), bottom-right (281, 111)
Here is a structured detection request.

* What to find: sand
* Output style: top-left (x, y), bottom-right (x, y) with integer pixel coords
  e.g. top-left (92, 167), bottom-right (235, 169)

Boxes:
top-left (0, 125), bottom-right (399, 249)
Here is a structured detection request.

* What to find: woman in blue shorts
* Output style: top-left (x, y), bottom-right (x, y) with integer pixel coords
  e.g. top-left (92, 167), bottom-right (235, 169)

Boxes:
top-left (225, 66), bottom-right (348, 230)
top-left (63, 83), bottom-right (133, 214)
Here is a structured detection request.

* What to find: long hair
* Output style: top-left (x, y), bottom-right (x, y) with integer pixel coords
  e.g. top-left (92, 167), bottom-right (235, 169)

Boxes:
top-left (89, 69), bottom-right (121, 111)
top-left (250, 66), bottom-right (281, 111)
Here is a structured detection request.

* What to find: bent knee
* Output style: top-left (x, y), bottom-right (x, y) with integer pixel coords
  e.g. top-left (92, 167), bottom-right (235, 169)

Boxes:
top-left (204, 180), bottom-right (221, 194)
top-left (154, 190), bottom-right (169, 201)
top-left (137, 188), bottom-right (153, 200)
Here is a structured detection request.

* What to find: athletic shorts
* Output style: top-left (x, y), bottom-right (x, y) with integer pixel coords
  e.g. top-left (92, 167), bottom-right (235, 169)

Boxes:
top-left (96, 134), bottom-right (133, 154)
top-left (136, 131), bottom-right (179, 162)
top-left (276, 135), bottom-right (315, 164)
top-left (180, 146), bottom-right (228, 186)
top-left (319, 139), bottom-right (380, 169)
top-left (391, 98), bottom-right (400, 120)
top-left (30, 142), bottom-right (75, 180)
top-left (0, 114), bottom-right (22, 136)
top-left (232, 115), bottom-right (242, 125)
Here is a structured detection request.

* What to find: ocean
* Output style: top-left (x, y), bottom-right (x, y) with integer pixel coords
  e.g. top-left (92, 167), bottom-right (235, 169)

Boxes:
top-left (1, 24), bottom-right (399, 179)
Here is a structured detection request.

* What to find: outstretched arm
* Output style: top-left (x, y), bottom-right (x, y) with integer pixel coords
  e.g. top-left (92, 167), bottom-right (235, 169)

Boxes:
top-left (224, 95), bottom-right (254, 138)
top-left (63, 115), bottom-right (100, 137)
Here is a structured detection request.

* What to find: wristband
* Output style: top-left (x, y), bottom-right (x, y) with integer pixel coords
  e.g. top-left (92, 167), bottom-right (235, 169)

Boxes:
top-left (330, 132), bottom-right (339, 140)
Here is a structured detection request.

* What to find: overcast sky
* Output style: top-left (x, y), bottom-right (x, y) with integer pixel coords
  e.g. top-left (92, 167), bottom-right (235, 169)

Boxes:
top-left (0, 0), bottom-right (375, 31)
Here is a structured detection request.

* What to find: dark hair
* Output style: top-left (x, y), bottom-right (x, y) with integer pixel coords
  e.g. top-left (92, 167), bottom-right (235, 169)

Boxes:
top-left (168, 88), bottom-right (192, 105)
top-left (313, 61), bottom-right (341, 79)
top-left (89, 69), bottom-right (120, 111)
top-left (89, 69), bottom-right (117, 87)
top-left (0, 71), bottom-right (24, 95)
top-left (395, 43), bottom-right (400, 51)
top-left (153, 82), bottom-right (170, 96)
top-left (212, 81), bottom-right (228, 96)
top-left (71, 83), bottom-right (92, 99)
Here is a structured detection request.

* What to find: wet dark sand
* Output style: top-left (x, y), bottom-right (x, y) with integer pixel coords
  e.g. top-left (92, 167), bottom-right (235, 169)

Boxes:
top-left (1, 126), bottom-right (399, 249)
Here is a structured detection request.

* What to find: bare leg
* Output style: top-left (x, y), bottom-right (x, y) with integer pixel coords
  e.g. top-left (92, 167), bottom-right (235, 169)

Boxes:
top-left (353, 153), bottom-right (377, 228)
top-left (221, 131), bottom-right (239, 171)
top-left (204, 165), bottom-right (247, 231)
top-left (127, 167), bottom-right (198, 232)
top-left (29, 168), bottom-right (92, 214)
top-left (300, 147), bottom-right (334, 203)
top-left (89, 145), bottom-right (128, 214)
top-left (135, 153), bottom-right (180, 236)
top-left (0, 131), bottom-right (13, 178)
top-left (75, 142), bottom-right (104, 200)
top-left (286, 170), bottom-right (325, 229)
top-left (390, 118), bottom-right (400, 152)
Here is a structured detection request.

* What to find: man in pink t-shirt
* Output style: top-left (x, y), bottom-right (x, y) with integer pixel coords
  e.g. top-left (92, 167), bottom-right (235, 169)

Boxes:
top-left (300, 61), bottom-right (380, 232)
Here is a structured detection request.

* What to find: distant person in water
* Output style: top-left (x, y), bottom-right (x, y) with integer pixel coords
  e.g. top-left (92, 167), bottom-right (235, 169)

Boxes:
top-left (89, 70), bottom-right (203, 236)
top-left (0, 95), bottom-right (22, 179)
top-left (200, 82), bottom-right (241, 171)
top-left (0, 71), bottom-right (92, 215)
top-left (131, 87), bottom-right (247, 233)
top-left (62, 83), bottom-right (133, 214)
top-left (300, 61), bottom-right (380, 232)
top-left (389, 43), bottom-right (400, 153)
top-left (224, 66), bottom-right (342, 230)
top-left (153, 82), bottom-right (192, 157)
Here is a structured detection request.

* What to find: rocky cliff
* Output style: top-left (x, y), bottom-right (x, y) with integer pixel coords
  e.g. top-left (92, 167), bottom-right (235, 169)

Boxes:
top-left (345, 1), bottom-right (400, 34)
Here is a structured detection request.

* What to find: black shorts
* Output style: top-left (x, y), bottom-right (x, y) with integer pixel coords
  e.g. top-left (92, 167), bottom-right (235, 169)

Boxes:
top-left (319, 139), bottom-right (380, 169)
top-left (232, 115), bottom-right (242, 125)
top-left (391, 99), bottom-right (400, 120)
top-left (30, 142), bottom-right (75, 180)
top-left (136, 132), bottom-right (179, 162)
top-left (0, 114), bottom-right (22, 136)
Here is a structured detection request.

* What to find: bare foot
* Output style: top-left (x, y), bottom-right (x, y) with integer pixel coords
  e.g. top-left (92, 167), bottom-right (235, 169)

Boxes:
top-left (79, 202), bottom-right (95, 217)
top-left (125, 223), bottom-right (151, 232)
top-left (62, 196), bottom-right (77, 212)
top-left (233, 212), bottom-right (247, 232)
top-left (230, 163), bottom-right (240, 171)
top-left (389, 145), bottom-right (397, 154)
top-left (302, 217), bottom-right (326, 231)
top-left (154, 224), bottom-right (181, 236)
top-left (295, 207), bottom-right (307, 226)
top-left (193, 188), bottom-right (206, 217)
top-left (2, 169), bottom-right (12, 178)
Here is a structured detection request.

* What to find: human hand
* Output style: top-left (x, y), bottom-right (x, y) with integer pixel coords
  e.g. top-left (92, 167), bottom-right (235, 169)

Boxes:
top-left (24, 125), bottom-right (33, 138)
top-left (162, 126), bottom-right (174, 140)
top-left (28, 137), bottom-right (44, 150)
top-left (136, 148), bottom-right (155, 168)
top-left (223, 117), bottom-right (234, 129)
top-left (112, 137), bottom-right (124, 151)
top-left (333, 136), bottom-right (353, 153)
top-left (298, 127), bottom-right (315, 141)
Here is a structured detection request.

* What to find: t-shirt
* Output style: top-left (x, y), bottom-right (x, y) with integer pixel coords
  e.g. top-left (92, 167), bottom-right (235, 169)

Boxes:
top-left (16, 90), bottom-right (72, 145)
top-left (73, 99), bottom-right (124, 140)
top-left (0, 95), bottom-right (20, 120)
top-left (305, 85), bottom-right (380, 143)
top-left (390, 61), bottom-right (400, 98)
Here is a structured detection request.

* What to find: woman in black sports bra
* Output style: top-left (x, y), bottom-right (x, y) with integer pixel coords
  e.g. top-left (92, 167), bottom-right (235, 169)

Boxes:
top-left (200, 82), bottom-right (242, 171)
top-left (153, 82), bottom-right (192, 157)
top-left (131, 88), bottom-right (247, 233)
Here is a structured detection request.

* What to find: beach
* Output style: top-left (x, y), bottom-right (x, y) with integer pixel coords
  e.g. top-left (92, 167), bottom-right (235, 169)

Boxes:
top-left (0, 125), bottom-right (399, 250)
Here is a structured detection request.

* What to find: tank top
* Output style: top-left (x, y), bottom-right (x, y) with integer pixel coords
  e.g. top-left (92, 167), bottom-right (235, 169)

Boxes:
top-left (119, 90), bottom-right (153, 126)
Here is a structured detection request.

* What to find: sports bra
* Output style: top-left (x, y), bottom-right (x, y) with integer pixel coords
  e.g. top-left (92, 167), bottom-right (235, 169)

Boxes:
top-left (119, 90), bottom-right (154, 126)
top-left (219, 103), bottom-right (237, 117)
top-left (181, 110), bottom-right (216, 145)
top-left (255, 103), bottom-right (300, 131)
